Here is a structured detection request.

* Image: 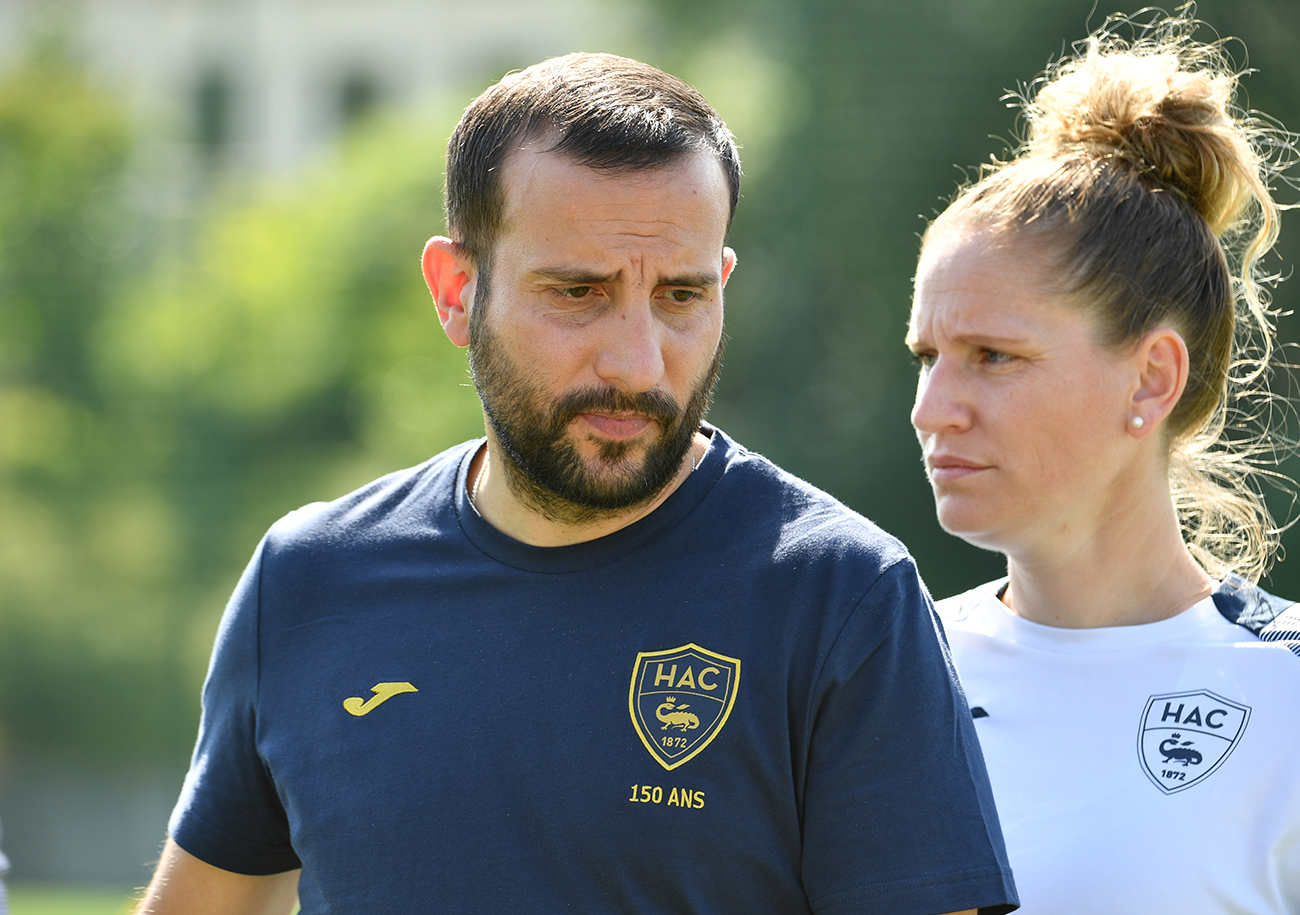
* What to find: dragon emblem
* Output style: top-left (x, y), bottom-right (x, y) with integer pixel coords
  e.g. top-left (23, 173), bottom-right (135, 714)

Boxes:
top-left (1159, 733), bottom-right (1203, 767)
top-left (656, 697), bottom-right (701, 732)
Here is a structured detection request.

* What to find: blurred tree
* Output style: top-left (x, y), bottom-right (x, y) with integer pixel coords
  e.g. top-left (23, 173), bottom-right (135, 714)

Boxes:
top-left (0, 40), bottom-right (133, 399)
top-left (100, 106), bottom-right (486, 586)
top-left (0, 43), bottom-right (178, 766)
top-left (0, 50), bottom-right (483, 767)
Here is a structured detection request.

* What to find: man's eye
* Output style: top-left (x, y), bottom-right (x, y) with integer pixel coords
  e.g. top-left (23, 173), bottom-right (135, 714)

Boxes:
top-left (558, 286), bottom-right (594, 298)
top-left (910, 351), bottom-right (935, 368)
top-left (983, 349), bottom-right (1013, 364)
top-left (666, 289), bottom-right (701, 304)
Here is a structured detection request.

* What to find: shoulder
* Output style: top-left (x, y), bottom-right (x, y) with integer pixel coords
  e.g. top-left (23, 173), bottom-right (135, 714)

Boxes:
top-left (1212, 575), bottom-right (1300, 658)
top-left (1258, 605), bottom-right (1300, 657)
top-left (263, 439), bottom-right (476, 555)
top-left (934, 580), bottom-right (1003, 630)
top-left (710, 429), bottom-right (912, 573)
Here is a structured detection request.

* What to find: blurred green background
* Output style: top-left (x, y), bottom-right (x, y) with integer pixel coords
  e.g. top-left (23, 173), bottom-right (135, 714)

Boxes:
top-left (1, 0), bottom-right (1298, 904)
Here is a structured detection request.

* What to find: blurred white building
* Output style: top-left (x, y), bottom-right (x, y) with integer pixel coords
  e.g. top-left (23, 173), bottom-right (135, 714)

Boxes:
top-left (0, 0), bottom-right (640, 174)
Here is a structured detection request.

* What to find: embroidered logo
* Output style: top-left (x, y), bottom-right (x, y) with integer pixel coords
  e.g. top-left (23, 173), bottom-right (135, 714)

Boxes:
top-left (1137, 689), bottom-right (1249, 794)
top-left (344, 681), bottom-right (418, 717)
top-left (629, 643), bottom-right (740, 770)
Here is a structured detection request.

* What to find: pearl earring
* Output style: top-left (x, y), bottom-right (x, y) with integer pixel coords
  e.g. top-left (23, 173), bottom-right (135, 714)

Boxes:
top-left (1131, 416), bottom-right (1145, 430)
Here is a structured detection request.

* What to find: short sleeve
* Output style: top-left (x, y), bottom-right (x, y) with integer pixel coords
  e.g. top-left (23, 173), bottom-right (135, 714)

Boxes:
top-left (168, 538), bottom-right (302, 874)
top-left (801, 559), bottom-right (1018, 915)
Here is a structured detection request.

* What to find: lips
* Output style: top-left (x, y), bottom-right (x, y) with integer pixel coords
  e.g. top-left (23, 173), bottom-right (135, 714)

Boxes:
top-left (924, 452), bottom-right (989, 483)
top-left (579, 411), bottom-right (655, 441)
top-left (551, 385), bottom-right (679, 440)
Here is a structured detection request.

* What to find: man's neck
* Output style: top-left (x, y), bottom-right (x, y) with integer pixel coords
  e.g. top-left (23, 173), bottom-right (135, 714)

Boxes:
top-left (466, 431), bottom-right (710, 547)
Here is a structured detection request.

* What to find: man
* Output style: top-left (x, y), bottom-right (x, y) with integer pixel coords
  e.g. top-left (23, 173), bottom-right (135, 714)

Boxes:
top-left (137, 54), bottom-right (1017, 914)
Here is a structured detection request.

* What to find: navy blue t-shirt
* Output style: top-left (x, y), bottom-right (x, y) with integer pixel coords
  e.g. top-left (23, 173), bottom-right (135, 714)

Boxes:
top-left (170, 427), bottom-right (1017, 914)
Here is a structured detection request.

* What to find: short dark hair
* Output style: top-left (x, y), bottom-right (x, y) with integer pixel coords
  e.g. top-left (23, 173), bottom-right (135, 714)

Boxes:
top-left (444, 52), bottom-right (741, 267)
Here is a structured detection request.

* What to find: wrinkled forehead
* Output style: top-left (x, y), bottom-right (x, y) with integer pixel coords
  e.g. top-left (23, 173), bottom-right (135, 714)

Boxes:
top-left (916, 217), bottom-right (1069, 300)
top-left (497, 144), bottom-right (733, 240)
top-left (908, 223), bottom-right (1082, 341)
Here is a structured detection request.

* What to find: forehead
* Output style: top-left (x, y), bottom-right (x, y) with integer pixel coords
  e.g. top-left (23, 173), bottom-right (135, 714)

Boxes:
top-left (495, 146), bottom-right (731, 264)
top-left (909, 227), bottom-right (1073, 336)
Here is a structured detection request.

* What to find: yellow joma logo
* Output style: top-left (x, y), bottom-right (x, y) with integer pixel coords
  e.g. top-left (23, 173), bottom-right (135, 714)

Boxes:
top-left (343, 681), bottom-right (418, 716)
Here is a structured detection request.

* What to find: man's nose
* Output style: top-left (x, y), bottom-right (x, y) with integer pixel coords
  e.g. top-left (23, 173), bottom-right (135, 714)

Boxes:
top-left (593, 299), bottom-right (666, 393)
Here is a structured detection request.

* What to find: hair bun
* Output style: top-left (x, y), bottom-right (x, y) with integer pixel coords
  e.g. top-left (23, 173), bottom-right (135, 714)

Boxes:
top-left (1024, 37), bottom-right (1256, 237)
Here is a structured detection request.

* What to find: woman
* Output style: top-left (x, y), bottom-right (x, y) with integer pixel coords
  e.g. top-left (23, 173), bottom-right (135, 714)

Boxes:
top-left (905, 11), bottom-right (1300, 913)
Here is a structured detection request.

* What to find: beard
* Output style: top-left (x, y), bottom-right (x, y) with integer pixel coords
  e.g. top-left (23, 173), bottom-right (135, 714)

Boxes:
top-left (467, 280), bottom-right (723, 526)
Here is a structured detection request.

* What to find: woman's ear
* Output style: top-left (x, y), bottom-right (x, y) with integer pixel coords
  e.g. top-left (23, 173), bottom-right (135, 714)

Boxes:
top-left (422, 237), bottom-right (475, 348)
top-left (1128, 327), bottom-right (1190, 437)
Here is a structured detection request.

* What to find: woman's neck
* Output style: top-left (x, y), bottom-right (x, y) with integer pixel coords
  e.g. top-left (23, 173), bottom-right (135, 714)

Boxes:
top-left (1002, 486), bottom-right (1213, 629)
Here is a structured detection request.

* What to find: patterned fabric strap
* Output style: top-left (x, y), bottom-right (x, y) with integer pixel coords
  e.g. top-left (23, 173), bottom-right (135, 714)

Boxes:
top-left (1258, 604), bottom-right (1300, 659)
top-left (1212, 574), bottom-right (1300, 658)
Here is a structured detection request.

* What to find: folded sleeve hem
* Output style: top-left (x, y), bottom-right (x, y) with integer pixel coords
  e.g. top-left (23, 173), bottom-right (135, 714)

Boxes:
top-left (171, 817), bottom-right (302, 877)
top-left (811, 865), bottom-right (1018, 915)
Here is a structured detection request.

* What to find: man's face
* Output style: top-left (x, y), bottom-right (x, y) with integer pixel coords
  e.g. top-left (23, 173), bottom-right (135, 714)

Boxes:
top-left (467, 147), bottom-right (735, 524)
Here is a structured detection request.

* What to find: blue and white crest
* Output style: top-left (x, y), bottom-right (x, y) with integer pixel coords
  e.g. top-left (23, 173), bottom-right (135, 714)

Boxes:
top-left (1137, 689), bottom-right (1250, 794)
top-left (629, 643), bottom-right (740, 770)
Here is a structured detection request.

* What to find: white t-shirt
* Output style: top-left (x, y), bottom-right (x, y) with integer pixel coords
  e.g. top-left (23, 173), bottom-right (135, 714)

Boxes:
top-left (939, 582), bottom-right (1300, 914)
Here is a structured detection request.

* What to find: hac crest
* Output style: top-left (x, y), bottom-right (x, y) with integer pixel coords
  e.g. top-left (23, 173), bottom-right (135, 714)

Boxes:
top-left (1137, 689), bottom-right (1250, 794)
top-left (629, 643), bottom-right (740, 770)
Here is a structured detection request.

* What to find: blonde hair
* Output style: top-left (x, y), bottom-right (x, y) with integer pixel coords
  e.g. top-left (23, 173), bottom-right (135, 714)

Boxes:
top-left (924, 8), bottom-right (1296, 583)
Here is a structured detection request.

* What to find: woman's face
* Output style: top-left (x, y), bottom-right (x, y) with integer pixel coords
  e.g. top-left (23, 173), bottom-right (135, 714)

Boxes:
top-left (906, 226), bottom-right (1142, 559)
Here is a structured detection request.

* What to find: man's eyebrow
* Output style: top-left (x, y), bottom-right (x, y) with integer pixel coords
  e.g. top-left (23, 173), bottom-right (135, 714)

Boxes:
top-left (526, 267), bottom-right (619, 285)
top-left (661, 270), bottom-right (721, 288)
top-left (525, 267), bottom-right (722, 287)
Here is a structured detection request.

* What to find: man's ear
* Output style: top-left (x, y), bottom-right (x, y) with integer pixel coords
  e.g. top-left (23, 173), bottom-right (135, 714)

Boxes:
top-left (1128, 327), bottom-right (1190, 438)
top-left (721, 247), bottom-right (738, 287)
top-left (422, 237), bottom-right (475, 348)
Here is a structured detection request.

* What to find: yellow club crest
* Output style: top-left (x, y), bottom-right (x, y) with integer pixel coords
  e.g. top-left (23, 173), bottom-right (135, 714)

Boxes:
top-left (629, 643), bottom-right (740, 770)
